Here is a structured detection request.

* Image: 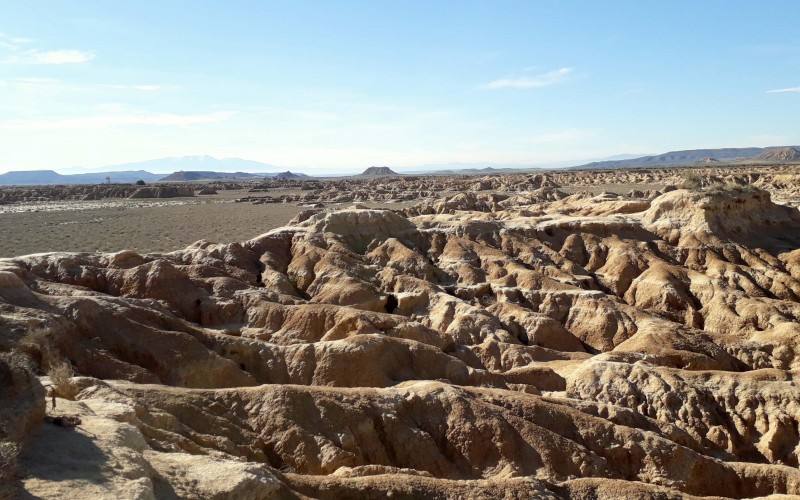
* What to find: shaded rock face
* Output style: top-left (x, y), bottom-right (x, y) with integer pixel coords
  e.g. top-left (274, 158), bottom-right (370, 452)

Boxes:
top-left (0, 355), bottom-right (45, 443)
top-left (0, 353), bottom-right (46, 495)
top-left (1, 179), bottom-right (800, 498)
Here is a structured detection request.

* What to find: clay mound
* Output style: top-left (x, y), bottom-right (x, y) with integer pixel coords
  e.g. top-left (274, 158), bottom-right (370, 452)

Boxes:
top-left (197, 186), bottom-right (218, 195)
top-left (297, 208), bottom-right (427, 253)
top-left (642, 186), bottom-right (800, 250)
top-left (2, 169), bottom-right (800, 498)
top-left (526, 173), bottom-right (561, 189)
top-left (403, 192), bottom-right (508, 216)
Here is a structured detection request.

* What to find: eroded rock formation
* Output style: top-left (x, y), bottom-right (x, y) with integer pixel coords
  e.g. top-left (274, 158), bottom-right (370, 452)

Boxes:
top-left (1, 174), bottom-right (799, 498)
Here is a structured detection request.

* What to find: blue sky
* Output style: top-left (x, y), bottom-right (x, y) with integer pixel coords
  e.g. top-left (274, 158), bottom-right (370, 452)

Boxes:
top-left (1, 1), bottom-right (799, 173)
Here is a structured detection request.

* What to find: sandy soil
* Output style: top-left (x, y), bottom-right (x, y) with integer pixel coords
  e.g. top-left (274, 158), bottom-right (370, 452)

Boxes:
top-left (0, 194), bottom-right (420, 258)
top-left (0, 199), bottom-right (303, 257)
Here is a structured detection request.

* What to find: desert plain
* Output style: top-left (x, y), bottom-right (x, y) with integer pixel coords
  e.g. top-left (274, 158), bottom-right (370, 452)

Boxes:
top-left (1, 164), bottom-right (800, 498)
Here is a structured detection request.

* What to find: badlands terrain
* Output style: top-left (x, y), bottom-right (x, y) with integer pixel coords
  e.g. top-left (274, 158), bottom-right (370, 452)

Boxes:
top-left (1, 164), bottom-right (800, 498)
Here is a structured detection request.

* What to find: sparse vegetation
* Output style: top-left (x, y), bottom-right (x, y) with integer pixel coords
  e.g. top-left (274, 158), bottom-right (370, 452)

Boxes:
top-left (681, 171), bottom-right (704, 190)
top-left (680, 171), bottom-right (757, 195)
top-left (18, 327), bottom-right (56, 370)
top-left (19, 327), bottom-right (78, 400)
top-left (46, 359), bottom-right (78, 400)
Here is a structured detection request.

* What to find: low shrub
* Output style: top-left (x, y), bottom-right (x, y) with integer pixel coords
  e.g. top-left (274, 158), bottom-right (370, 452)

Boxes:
top-left (681, 171), bottom-right (703, 190)
top-left (46, 360), bottom-right (78, 400)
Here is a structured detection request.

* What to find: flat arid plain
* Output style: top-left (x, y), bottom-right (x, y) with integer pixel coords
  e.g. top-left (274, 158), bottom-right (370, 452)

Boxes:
top-left (2, 164), bottom-right (800, 498)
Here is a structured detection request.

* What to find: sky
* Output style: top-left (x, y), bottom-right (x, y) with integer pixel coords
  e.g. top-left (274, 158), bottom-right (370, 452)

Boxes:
top-left (1, 0), bottom-right (799, 174)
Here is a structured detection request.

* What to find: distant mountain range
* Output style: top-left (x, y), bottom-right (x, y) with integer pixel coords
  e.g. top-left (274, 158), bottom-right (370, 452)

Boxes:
top-left (575, 146), bottom-right (800, 170)
top-left (402, 154), bottom-right (648, 174)
top-left (0, 169), bottom-right (164, 186)
top-left (0, 156), bottom-right (308, 186)
top-left (159, 170), bottom-right (309, 181)
top-left (2, 148), bottom-right (800, 186)
top-left (418, 166), bottom-right (538, 176)
top-left (159, 171), bottom-right (265, 181)
top-left (59, 155), bottom-right (282, 175)
top-left (0, 168), bottom-right (310, 185)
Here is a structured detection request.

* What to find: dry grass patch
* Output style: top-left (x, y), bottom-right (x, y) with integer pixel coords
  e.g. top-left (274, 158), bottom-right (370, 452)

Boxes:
top-left (18, 328), bottom-right (78, 400)
top-left (46, 360), bottom-right (78, 400)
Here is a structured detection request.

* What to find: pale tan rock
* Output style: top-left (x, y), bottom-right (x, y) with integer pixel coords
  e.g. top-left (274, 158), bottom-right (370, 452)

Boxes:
top-left (145, 450), bottom-right (284, 499)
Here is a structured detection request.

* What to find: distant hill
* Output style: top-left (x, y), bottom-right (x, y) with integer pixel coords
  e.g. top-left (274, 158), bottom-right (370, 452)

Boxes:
top-left (755, 147), bottom-right (800, 162)
top-left (0, 169), bottom-right (163, 186)
top-left (70, 170), bottom-right (164, 184)
top-left (158, 170), bottom-right (311, 181)
top-left (159, 171), bottom-right (266, 181)
top-left (360, 166), bottom-right (398, 176)
top-left (576, 148), bottom-right (768, 169)
top-left (274, 171), bottom-right (309, 180)
top-left (93, 155), bottom-right (282, 174)
top-left (403, 154), bottom-right (650, 174)
top-left (422, 167), bottom-right (526, 176)
top-left (0, 170), bottom-right (67, 185)
top-left (574, 146), bottom-right (800, 170)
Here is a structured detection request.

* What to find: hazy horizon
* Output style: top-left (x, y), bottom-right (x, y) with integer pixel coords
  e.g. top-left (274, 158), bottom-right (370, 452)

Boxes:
top-left (7, 152), bottom-right (652, 176)
top-left (1, 1), bottom-right (799, 173)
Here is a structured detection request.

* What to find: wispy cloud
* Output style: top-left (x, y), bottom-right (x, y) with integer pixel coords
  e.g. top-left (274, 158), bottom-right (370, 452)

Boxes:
top-left (101, 84), bottom-right (177, 91)
top-left (0, 77), bottom-right (59, 86)
top-left (3, 49), bottom-right (94, 65)
top-left (0, 31), bottom-right (94, 64)
top-left (0, 78), bottom-right (175, 93)
top-left (0, 32), bottom-right (33, 50)
top-left (767, 87), bottom-right (800, 93)
top-left (483, 67), bottom-right (573, 90)
top-left (0, 111), bottom-right (235, 130)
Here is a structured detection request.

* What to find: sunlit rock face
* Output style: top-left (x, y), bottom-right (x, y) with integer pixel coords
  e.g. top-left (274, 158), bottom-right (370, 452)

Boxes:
top-left (2, 169), bottom-right (800, 498)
